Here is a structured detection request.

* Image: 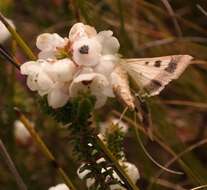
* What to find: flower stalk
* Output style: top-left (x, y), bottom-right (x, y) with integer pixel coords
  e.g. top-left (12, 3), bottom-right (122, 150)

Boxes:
top-left (14, 107), bottom-right (76, 190)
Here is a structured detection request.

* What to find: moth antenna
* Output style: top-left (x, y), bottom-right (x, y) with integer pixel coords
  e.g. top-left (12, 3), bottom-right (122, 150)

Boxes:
top-left (133, 112), bottom-right (183, 175)
top-left (118, 106), bottom-right (128, 124)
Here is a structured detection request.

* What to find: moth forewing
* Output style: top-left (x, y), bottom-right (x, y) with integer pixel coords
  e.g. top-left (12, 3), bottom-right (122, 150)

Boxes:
top-left (120, 55), bottom-right (193, 97)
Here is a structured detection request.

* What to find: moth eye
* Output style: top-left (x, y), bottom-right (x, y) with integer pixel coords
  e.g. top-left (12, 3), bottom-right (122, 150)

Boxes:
top-left (145, 61), bottom-right (149, 65)
top-left (79, 45), bottom-right (89, 54)
top-left (154, 60), bottom-right (162, 67)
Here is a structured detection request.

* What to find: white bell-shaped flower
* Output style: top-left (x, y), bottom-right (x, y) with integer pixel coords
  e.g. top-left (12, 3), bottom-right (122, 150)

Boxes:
top-left (69, 22), bottom-right (97, 42)
top-left (48, 183), bottom-right (69, 190)
top-left (0, 18), bottom-right (15, 43)
top-left (21, 60), bottom-right (54, 95)
top-left (14, 120), bottom-right (32, 146)
top-left (47, 82), bottom-right (69, 109)
top-left (36, 33), bottom-right (68, 59)
top-left (69, 72), bottom-right (110, 108)
top-left (96, 30), bottom-right (120, 55)
top-left (43, 58), bottom-right (77, 82)
top-left (72, 37), bottom-right (102, 66)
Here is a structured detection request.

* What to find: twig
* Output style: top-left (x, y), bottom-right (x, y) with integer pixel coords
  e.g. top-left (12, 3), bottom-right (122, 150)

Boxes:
top-left (14, 107), bottom-right (77, 190)
top-left (0, 139), bottom-right (27, 190)
top-left (0, 12), bottom-right (36, 60)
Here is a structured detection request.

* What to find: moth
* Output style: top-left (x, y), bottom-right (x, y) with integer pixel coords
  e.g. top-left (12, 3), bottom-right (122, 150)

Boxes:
top-left (112, 55), bottom-right (193, 131)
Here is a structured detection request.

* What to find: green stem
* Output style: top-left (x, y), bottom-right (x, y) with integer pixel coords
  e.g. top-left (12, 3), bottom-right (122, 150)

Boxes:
top-left (0, 12), bottom-right (36, 60)
top-left (95, 135), bottom-right (140, 190)
top-left (14, 107), bottom-right (77, 190)
top-left (0, 139), bottom-right (27, 190)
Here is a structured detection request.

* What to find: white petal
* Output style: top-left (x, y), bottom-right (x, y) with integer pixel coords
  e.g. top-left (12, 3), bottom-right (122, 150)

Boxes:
top-left (36, 33), bottom-right (65, 51)
top-left (96, 30), bottom-right (120, 54)
top-left (14, 120), bottom-right (31, 145)
top-left (94, 55), bottom-right (118, 76)
top-left (48, 183), bottom-right (69, 190)
top-left (47, 83), bottom-right (69, 109)
top-left (69, 22), bottom-right (97, 42)
top-left (46, 59), bottom-right (77, 82)
top-left (93, 93), bottom-right (107, 108)
top-left (0, 18), bottom-right (15, 43)
top-left (26, 75), bottom-right (38, 91)
top-left (72, 37), bottom-right (101, 66)
top-left (70, 73), bottom-right (109, 108)
top-left (123, 162), bottom-right (140, 183)
top-left (20, 61), bottom-right (41, 75)
top-left (37, 71), bottom-right (54, 96)
top-left (38, 50), bottom-right (56, 59)
top-left (77, 163), bottom-right (91, 180)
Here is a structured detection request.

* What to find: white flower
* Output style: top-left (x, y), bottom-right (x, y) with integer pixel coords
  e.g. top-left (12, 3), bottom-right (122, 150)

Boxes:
top-left (72, 37), bottom-right (102, 66)
top-left (21, 60), bottom-right (54, 96)
top-left (20, 58), bottom-right (77, 108)
top-left (47, 82), bottom-right (69, 109)
top-left (36, 33), bottom-right (68, 59)
top-left (48, 184), bottom-right (69, 190)
top-left (69, 71), bottom-right (110, 108)
top-left (0, 18), bottom-right (15, 43)
top-left (69, 22), bottom-right (97, 42)
top-left (77, 161), bottom-right (139, 189)
top-left (14, 120), bottom-right (32, 146)
top-left (96, 30), bottom-right (120, 55)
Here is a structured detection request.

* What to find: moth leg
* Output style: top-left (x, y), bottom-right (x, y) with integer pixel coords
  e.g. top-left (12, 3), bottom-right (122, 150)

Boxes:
top-left (133, 94), bottom-right (153, 140)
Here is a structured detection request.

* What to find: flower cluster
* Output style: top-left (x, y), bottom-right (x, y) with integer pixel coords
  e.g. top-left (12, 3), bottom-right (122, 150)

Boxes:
top-left (20, 23), bottom-right (120, 109)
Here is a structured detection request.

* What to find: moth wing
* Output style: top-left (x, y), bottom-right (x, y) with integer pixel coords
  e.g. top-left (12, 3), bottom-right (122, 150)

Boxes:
top-left (120, 55), bottom-right (193, 97)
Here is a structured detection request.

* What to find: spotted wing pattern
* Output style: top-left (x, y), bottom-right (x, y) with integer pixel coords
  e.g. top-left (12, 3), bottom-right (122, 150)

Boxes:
top-left (120, 55), bottom-right (193, 97)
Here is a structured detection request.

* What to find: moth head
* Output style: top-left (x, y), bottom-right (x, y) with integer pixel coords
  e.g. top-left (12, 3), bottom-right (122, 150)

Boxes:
top-left (72, 37), bottom-right (102, 66)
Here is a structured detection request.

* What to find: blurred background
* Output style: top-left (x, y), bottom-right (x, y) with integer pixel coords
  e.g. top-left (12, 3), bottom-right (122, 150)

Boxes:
top-left (0, 0), bottom-right (207, 189)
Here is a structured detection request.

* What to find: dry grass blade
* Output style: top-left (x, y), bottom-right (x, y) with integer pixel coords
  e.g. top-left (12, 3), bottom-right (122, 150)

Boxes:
top-left (191, 185), bottom-right (207, 190)
top-left (151, 178), bottom-right (186, 190)
top-left (160, 0), bottom-right (182, 37)
top-left (154, 139), bottom-right (207, 179)
top-left (14, 107), bottom-right (77, 190)
top-left (197, 4), bottom-right (207, 17)
top-left (0, 44), bottom-right (20, 69)
top-left (0, 139), bottom-right (27, 190)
